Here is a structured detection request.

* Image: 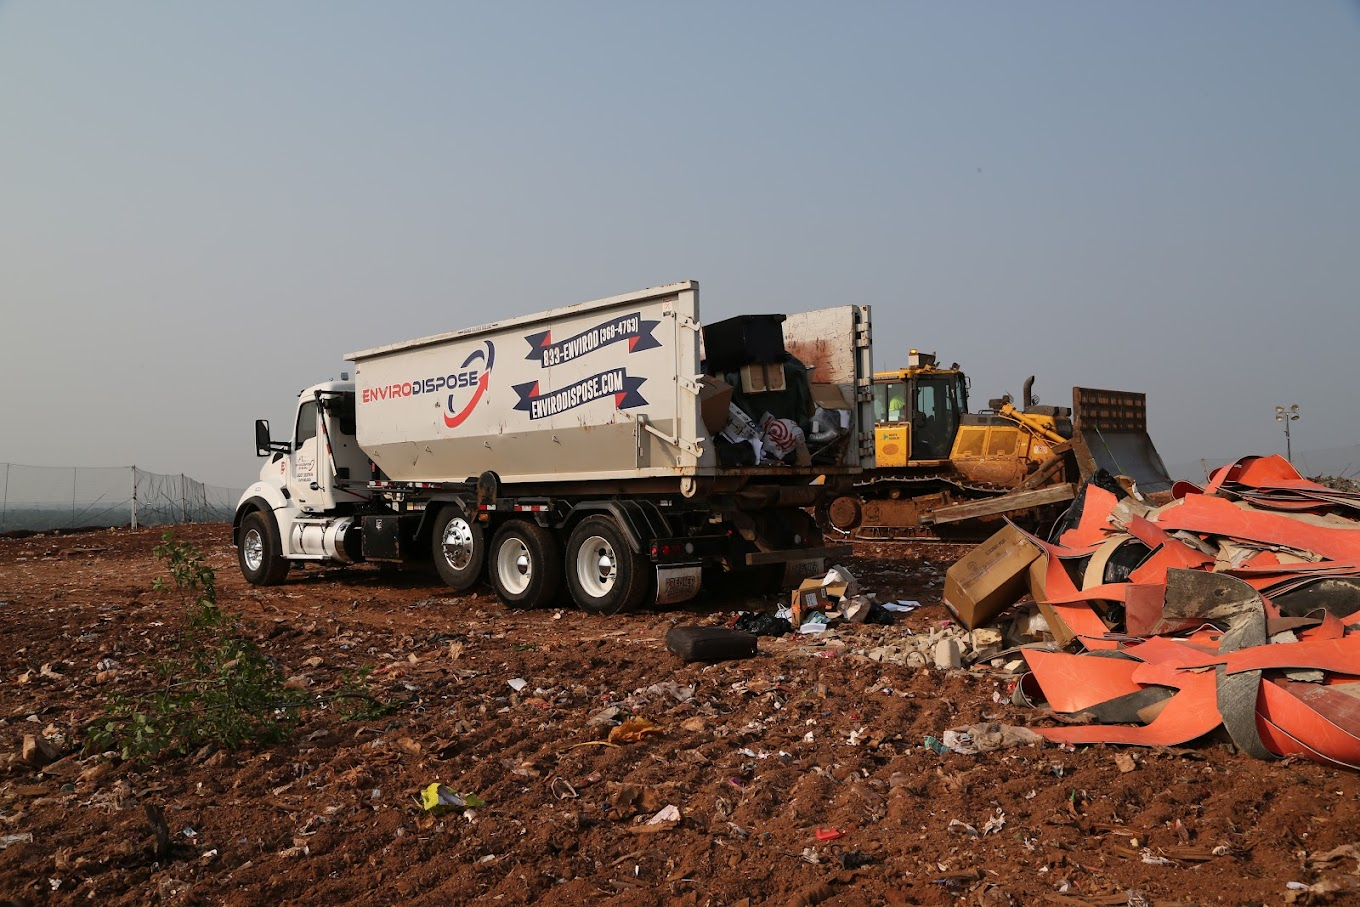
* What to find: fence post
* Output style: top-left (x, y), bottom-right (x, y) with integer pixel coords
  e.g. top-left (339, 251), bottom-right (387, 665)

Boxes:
top-left (1, 463), bottom-right (8, 531)
top-left (181, 474), bottom-right (188, 524)
top-left (72, 466), bottom-right (78, 528)
top-left (130, 466), bottom-right (139, 530)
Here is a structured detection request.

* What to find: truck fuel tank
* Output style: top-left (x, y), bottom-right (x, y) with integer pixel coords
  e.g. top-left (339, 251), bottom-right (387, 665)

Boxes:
top-left (289, 516), bottom-right (361, 562)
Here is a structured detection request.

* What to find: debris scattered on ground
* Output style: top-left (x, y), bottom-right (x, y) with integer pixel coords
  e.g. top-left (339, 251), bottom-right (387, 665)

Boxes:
top-left (733, 611), bottom-right (793, 637)
top-left (947, 456), bottom-right (1360, 766)
top-left (20, 734), bottom-right (61, 769)
top-left (419, 782), bottom-right (485, 815)
top-left (2, 521), bottom-right (1356, 906)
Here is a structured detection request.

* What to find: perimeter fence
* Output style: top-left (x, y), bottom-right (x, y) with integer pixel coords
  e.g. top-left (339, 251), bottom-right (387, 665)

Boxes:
top-left (0, 463), bottom-right (244, 533)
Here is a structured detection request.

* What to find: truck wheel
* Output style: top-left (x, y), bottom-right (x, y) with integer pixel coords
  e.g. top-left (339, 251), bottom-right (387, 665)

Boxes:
top-left (565, 516), bottom-right (649, 615)
top-left (239, 511), bottom-right (289, 586)
top-left (431, 506), bottom-right (485, 592)
top-left (489, 520), bottom-right (562, 609)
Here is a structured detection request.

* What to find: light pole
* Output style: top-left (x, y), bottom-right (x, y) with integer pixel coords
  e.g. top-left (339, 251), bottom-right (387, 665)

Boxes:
top-left (1275, 404), bottom-right (1300, 463)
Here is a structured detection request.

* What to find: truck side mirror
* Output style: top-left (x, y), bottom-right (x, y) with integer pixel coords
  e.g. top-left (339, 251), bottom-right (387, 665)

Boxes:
top-left (255, 419), bottom-right (272, 457)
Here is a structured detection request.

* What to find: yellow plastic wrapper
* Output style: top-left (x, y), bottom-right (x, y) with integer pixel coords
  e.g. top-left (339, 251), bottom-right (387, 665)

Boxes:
top-left (419, 782), bottom-right (485, 814)
top-left (607, 718), bottom-right (663, 745)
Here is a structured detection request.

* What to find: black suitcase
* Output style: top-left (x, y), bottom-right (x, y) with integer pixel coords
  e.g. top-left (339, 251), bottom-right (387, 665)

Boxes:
top-left (665, 626), bottom-right (759, 663)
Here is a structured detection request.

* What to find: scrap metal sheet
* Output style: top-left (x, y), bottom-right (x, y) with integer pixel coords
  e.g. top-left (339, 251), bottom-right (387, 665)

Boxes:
top-left (957, 453), bottom-right (1360, 766)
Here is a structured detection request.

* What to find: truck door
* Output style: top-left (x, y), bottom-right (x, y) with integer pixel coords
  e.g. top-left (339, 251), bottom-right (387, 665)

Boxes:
top-left (289, 399), bottom-right (325, 513)
top-left (783, 305), bottom-right (875, 468)
top-left (910, 374), bottom-right (963, 461)
top-left (871, 379), bottom-right (910, 468)
top-left (317, 393), bottom-right (370, 510)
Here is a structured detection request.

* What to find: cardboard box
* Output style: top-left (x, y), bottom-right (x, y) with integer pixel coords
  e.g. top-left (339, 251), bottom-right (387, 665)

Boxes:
top-left (942, 524), bottom-right (1042, 630)
top-left (810, 383), bottom-right (850, 411)
top-left (790, 565), bottom-right (857, 626)
top-left (1027, 555), bottom-right (1077, 647)
top-left (698, 376), bottom-right (734, 435)
top-left (740, 362), bottom-right (787, 394)
top-left (791, 578), bottom-right (832, 627)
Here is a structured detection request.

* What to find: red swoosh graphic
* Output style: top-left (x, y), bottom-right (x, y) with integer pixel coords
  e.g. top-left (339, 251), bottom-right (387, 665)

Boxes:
top-left (443, 373), bottom-right (489, 428)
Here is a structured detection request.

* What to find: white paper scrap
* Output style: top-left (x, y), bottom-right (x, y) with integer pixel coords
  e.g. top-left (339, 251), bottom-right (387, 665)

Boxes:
top-left (883, 600), bottom-right (920, 613)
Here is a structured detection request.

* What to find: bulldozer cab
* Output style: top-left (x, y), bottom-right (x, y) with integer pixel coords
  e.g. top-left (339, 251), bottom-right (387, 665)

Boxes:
top-left (871, 359), bottom-right (968, 466)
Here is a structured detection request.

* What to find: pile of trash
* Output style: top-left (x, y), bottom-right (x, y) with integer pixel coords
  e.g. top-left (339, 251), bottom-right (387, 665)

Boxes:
top-left (707, 385), bottom-right (853, 468)
top-left (783, 565), bottom-right (909, 630)
top-left (698, 314), bottom-right (854, 468)
top-left (666, 566), bottom-right (928, 663)
top-left (944, 455), bottom-right (1360, 768)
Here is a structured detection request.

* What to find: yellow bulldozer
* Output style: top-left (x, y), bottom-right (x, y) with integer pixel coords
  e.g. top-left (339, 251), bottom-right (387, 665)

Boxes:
top-left (824, 350), bottom-right (1173, 540)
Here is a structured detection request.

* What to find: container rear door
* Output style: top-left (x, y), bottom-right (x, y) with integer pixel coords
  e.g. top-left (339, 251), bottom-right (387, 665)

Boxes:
top-left (783, 305), bottom-right (875, 468)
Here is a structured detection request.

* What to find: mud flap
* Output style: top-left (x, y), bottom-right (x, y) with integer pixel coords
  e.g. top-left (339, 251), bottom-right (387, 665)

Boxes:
top-left (781, 558), bottom-right (826, 589)
top-left (655, 564), bottom-right (702, 605)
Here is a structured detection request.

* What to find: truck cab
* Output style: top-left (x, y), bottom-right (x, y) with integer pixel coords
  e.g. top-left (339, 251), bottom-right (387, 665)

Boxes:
top-left (276, 382), bottom-right (370, 513)
top-left (234, 381), bottom-right (371, 583)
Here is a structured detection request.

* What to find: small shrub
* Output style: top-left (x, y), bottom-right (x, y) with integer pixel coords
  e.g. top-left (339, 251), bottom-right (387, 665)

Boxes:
top-left (333, 666), bottom-right (398, 721)
top-left (88, 532), bottom-right (305, 761)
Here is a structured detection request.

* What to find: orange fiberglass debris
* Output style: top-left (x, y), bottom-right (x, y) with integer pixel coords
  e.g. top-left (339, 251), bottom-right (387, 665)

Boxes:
top-left (1021, 650), bottom-right (1142, 712)
top-left (1035, 670), bottom-right (1221, 748)
top-left (1155, 495), bottom-right (1360, 564)
top-left (980, 454), bottom-right (1360, 768)
top-left (1057, 484), bottom-right (1119, 548)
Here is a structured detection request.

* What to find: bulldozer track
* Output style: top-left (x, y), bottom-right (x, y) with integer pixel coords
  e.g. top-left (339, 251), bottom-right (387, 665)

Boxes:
top-left (853, 474), bottom-right (1017, 498)
top-left (839, 473), bottom-right (1072, 542)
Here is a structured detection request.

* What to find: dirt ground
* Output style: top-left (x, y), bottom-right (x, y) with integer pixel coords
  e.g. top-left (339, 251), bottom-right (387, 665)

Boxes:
top-left (1, 525), bottom-right (1358, 907)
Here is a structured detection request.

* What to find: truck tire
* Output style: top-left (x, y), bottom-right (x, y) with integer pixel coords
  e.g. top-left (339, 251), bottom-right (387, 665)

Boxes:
top-left (239, 511), bottom-right (289, 586)
top-left (489, 520), bottom-right (561, 609)
top-left (565, 516), bottom-right (649, 615)
top-left (431, 506), bottom-right (485, 592)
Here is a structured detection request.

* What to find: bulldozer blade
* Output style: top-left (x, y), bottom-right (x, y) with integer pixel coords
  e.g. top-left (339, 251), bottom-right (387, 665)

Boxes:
top-left (1071, 387), bottom-right (1173, 499)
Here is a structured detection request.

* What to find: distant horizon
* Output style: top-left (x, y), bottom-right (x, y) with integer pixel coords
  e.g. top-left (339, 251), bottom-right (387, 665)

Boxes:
top-left (4, 436), bottom-right (1357, 508)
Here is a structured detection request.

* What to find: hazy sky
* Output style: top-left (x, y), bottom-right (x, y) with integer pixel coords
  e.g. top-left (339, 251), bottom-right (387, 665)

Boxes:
top-left (2, 1), bottom-right (1357, 488)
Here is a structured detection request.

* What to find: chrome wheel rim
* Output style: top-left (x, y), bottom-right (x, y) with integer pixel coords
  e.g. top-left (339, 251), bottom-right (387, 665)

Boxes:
top-left (497, 537), bottom-right (532, 595)
top-left (440, 517), bottom-right (476, 571)
top-left (575, 535), bottom-right (616, 599)
top-left (243, 528), bottom-right (264, 572)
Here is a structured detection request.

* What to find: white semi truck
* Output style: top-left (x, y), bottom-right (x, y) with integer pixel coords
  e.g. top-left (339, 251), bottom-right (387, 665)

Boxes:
top-left (233, 281), bottom-right (874, 612)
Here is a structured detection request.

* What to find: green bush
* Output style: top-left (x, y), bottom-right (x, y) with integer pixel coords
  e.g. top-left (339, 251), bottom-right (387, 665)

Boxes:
top-left (87, 532), bottom-right (305, 761)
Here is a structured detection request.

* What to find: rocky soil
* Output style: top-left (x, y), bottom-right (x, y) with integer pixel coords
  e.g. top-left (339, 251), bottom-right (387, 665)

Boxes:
top-left (1, 525), bottom-right (1358, 906)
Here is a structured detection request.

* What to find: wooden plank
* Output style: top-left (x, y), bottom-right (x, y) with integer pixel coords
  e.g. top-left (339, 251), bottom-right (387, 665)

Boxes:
top-left (929, 483), bottom-right (1076, 525)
